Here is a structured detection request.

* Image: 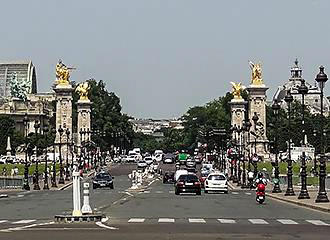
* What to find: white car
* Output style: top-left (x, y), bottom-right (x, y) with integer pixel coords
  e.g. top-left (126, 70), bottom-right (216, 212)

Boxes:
top-left (126, 155), bottom-right (136, 163)
top-left (137, 160), bottom-right (147, 168)
top-left (204, 172), bottom-right (228, 194)
top-left (144, 157), bottom-right (153, 165)
top-left (154, 154), bottom-right (163, 162)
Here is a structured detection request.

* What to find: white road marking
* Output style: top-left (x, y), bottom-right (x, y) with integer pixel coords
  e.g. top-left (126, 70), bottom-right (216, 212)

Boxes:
top-left (245, 192), bottom-right (252, 195)
top-left (155, 191), bottom-right (163, 194)
top-left (95, 222), bottom-right (118, 230)
top-left (158, 218), bottom-right (175, 223)
top-left (306, 220), bottom-right (329, 226)
top-left (248, 219), bottom-right (269, 224)
top-left (128, 218), bottom-right (145, 223)
top-left (17, 195), bottom-right (24, 198)
top-left (189, 218), bottom-right (206, 223)
top-left (169, 190), bottom-right (174, 194)
top-left (124, 191), bottom-right (134, 197)
top-left (12, 220), bottom-right (36, 224)
top-left (218, 219), bottom-right (236, 224)
top-left (277, 219), bottom-right (298, 225)
top-left (143, 191), bottom-right (150, 194)
top-left (231, 192), bottom-right (239, 195)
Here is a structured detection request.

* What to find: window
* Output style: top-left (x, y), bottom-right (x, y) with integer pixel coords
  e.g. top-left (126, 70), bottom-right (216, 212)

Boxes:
top-left (208, 175), bottom-right (226, 181)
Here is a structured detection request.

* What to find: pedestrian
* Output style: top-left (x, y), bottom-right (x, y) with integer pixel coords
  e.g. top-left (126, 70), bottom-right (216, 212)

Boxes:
top-left (2, 166), bottom-right (7, 176)
top-left (248, 170), bottom-right (254, 189)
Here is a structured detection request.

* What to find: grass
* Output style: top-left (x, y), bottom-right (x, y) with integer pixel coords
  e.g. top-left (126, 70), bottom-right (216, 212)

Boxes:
top-left (0, 163), bottom-right (60, 176)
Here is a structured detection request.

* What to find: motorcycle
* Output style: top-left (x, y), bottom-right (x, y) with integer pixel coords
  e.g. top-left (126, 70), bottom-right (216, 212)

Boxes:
top-left (256, 183), bottom-right (266, 204)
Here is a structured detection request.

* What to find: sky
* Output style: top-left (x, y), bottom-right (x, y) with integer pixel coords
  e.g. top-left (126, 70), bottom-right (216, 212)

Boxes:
top-left (0, 0), bottom-right (329, 118)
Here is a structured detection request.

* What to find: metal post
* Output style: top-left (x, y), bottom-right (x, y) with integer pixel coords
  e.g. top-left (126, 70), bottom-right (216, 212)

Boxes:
top-left (43, 126), bottom-right (49, 190)
top-left (272, 100), bottom-right (281, 193)
top-left (33, 121), bottom-right (40, 190)
top-left (23, 114), bottom-right (30, 191)
top-left (58, 126), bottom-right (65, 184)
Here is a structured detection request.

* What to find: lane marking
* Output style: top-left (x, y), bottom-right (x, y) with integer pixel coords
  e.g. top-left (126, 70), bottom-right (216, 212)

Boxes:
top-left (169, 190), bottom-right (174, 194)
top-left (155, 191), bottom-right (163, 194)
top-left (306, 220), bottom-right (329, 226)
top-left (231, 192), bottom-right (239, 195)
top-left (277, 219), bottom-right (298, 225)
top-left (128, 218), bottom-right (145, 223)
top-left (217, 219), bottom-right (236, 224)
top-left (189, 218), bottom-right (206, 223)
top-left (245, 192), bottom-right (252, 195)
top-left (143, 191), bottom-right (150, 194)
top-left (95, 222), bottom-right (118, 230)
top-left (12, 220), bottom-right (36, 224)
top-left (17, 195), bottom-right (24, 198)
top-left (124, 191), bottom-right (134, 197)
top-left (0, 220), bottom-right (8, 224)
top-left (158, 218), bottom-right (175, 223)
top-left (248, 219), bottom-right (269, 224)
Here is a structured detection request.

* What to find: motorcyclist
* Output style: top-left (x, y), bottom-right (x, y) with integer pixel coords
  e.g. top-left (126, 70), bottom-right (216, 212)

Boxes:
top-left (255, 172), bottom-right (267, 186)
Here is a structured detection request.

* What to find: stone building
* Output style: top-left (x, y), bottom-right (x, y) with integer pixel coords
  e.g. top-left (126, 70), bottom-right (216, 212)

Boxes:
top-left (273, 59), bottom-right (330, 115)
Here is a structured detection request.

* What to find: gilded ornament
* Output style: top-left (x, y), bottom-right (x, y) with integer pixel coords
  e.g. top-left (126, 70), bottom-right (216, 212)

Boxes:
top-left (55, 59), bottom-right (75, 85)
top-left (75, 82), bottom-right (90, 101)
top-left (230, 82), bottom-right (244, 99)
top-left (249, 61), bottom-right (264, 85)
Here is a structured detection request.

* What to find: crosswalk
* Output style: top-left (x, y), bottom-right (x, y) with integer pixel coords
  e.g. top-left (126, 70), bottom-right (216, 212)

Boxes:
top-left (0, 219), bottom-right (37, 225)
top-left (140, 190), bottom-right (251, 195)
top-left (121, 218), bottom-right (330, 226)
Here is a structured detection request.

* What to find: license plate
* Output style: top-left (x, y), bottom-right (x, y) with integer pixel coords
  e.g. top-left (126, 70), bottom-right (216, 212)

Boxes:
top-left (100, 184), bottom-right (106, 187)
top-left (259, 196), bottom-right (264, 199)
top-left (186, 183), bottom-right (193, 186)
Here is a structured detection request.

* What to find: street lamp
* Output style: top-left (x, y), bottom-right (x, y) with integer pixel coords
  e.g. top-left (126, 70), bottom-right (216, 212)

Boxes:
top-left (315, 66), bottom-right (329, 203)
top-left (33, 121), bottom-right (40, 190)
top-left (230, 125), bottom-right (238, 183)
top-left (23, 113), bottom-right (30, 191)
top-left (244, 120), bottom-right (252, 172)
top-left (297, 79), bottom-right (310, 199)
top-left (271, 100), bottom-right (282, 193)
top-left (252, 112), bottom-right (259, 177)
top-left (43, 125), bottom-right (49, 190)
top-left (58, 125), bottom-right (65, 184)
top-left (65, 128), bottom-right (70, 181)
top-left (51, 128), bottom-right (57, 188)
top-left (241, 121), bottom-right (249, 189)
top-left (284, 90), bottom-right (295, 196)
top-left (219, 128), bottom-right (227, 171)
top-left (236, 126), bottom-right (242, 187)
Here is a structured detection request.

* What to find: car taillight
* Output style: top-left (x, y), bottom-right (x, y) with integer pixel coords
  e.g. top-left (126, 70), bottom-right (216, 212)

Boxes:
top-left (194, 182), bottom-right (200, 186)
top-left (205, 180), bottom-right (208, 185)
top-left (177, 181), bottom-right (184, 186)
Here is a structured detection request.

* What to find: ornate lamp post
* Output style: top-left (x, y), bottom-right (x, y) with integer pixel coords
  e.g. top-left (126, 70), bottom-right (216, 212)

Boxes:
top-left (230, 125), bottom-right (238, 183)
top-left (284, 90), bottom-right (295, 196)
top-left (271, 100), bottom-right (282, 193)
top-left (33, 121), bottom-right (40, 190)
top-left (51, 128), bottom-right (57, 188)
top-left (252, 112), bottom-right (259, 177)
top-left (58, 125), bottom-right (65, 184)
top-left (298, 79), bottom-right (310, 199)
top-left (43, 125), bottom-right (49, 190)
top-left (219, 128), bottom-right (227, 171)
top-left (241, 121), bottom-right (249, 189)
top-left (23, 113), bottom-right (30, 191)
top-left (315, 66), bottom-right (329, 203)
top-left (236, 126), bottom-right (242, 186)
top-left (244, 120), bottom-right (252, 172)
top-left (65, 128), bottom-right (70, 181)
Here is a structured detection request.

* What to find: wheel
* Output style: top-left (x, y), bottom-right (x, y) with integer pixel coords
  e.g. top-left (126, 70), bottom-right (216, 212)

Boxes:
top-left (204, 190), bottom-right (208, 194)
top-left (110, 184), bottom-right (114, 189)
top-left (93, 185), bottom-right (97, 189)
top-left (196, 190), bottom-right (201, 195)
top-left (224, 191), bottom-right (228, 194)
top-left (175, 189), bottom-right (180, 195)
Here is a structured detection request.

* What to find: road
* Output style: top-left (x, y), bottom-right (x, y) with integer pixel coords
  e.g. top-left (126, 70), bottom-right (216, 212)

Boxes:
top-left (0, 162), bottom-right (329, 239)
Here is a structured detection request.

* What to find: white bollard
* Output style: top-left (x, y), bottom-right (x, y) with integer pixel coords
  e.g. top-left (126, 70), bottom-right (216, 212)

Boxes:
top-left (81, 182), bottom-right (92, 214)
top-left (72, 171), bottom-right (82, 216)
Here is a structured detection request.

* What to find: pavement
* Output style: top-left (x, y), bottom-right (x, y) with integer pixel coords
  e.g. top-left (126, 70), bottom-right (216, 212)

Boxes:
top-left (0, 162), bottom-right (329, 240)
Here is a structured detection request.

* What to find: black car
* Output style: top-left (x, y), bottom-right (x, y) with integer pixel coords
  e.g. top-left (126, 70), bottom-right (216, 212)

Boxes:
top-left (163, 171), bottom-right (175, 184)
top-left (175, 174), bottom-right (201, 195)
top-left (92, 172), bottom-right (114, 189)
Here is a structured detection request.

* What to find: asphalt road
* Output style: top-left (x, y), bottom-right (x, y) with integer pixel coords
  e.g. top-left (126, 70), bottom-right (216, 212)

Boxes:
top-left (0, 162), bottom-right (329, 240)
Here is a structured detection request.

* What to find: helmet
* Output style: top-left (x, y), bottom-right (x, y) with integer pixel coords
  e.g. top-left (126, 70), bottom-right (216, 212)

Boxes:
top-left (258, 172), bottom-right (263, 178)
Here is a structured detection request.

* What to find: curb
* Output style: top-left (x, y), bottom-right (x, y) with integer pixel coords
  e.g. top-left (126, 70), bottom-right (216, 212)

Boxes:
top-left (58, 171), bottom-right (95, 191)
top-left (266, 193), bottom-right (330, 213)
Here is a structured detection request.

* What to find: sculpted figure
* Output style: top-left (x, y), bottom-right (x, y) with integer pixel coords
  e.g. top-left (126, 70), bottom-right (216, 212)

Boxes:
top-left (55, 59), bottom-right (74, 85)
top-left (249, 61), bottom-right (264, 85)
top-left (75, 82), bottom-right (90, 100)
top-left (230, 82), bottom-right (244, 99)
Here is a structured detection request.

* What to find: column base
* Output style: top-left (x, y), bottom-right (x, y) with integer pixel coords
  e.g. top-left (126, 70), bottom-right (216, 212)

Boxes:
top-left (315, 193), bottom-right (329, 203)
top-left (284, 189), bottom-right (295, 196)
top-left (272, 184), bottom-right (282, 193)
top-left (298, 190), bottom-right (310, 199)
top-left (33, 184), bottom-right (40, 190)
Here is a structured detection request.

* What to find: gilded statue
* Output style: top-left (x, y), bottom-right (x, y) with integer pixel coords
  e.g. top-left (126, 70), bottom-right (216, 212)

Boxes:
top-left (55, 59), bottom-right (75, 85)
top-left (230, 82), bottom-right (243, 99)
top-left (75, 82), bottom-right (90, 101)
top-left (249, 61), bottom-right (264, 85)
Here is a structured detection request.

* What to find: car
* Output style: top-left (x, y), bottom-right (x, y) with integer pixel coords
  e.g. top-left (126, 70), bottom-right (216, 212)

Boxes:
top-left (154, 154), bottom-right (163, 162)
top-left (126, 155), bottom-right (136, 163)
top-left (186, 159), bottom-right (196, 168)
top-left (204, 172), bottom-right (228, 194)
top-left (92, 172), bottom-right (114, 189)
top-left (174, 169), bottom-right (188, 182)
top-left (175, 174), bottom-right (201, 195)
top-left (163, 153), bottom-right (175, 164)
top-left (137, 160), bottom-right (147, 168)
top-left (163, 171), bottom-right (175, 183)
top-left (144, 157), bottom-right (153, 165)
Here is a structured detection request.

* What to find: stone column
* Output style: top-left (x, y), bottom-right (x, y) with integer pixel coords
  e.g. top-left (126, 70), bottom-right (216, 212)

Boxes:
top-left (230, 98), bottom-right (247, 130)
top-left (54, 84), bottom-right (73, 154)
top-left (247, 84), bottom-right (269, 159)
top-left (77, 99), bottom-right (92, 153)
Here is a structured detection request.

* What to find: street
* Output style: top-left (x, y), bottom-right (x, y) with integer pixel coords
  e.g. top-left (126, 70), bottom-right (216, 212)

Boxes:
top-left (0, 163), bottom-right (329, 239)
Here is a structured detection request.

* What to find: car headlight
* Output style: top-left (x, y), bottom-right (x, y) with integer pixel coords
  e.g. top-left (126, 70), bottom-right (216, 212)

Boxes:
top-left (93, 181), bottom-right (98, 184)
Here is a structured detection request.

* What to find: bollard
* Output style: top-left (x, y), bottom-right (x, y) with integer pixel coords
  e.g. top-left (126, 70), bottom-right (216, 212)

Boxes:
top-left (81, 182), bottom-right (92, 214)
top-left (72, 171), bottom-right (82, 216)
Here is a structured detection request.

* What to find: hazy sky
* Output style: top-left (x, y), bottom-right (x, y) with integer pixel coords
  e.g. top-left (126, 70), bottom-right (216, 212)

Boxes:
top-left (1, 0), bottom-right (329, 118)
